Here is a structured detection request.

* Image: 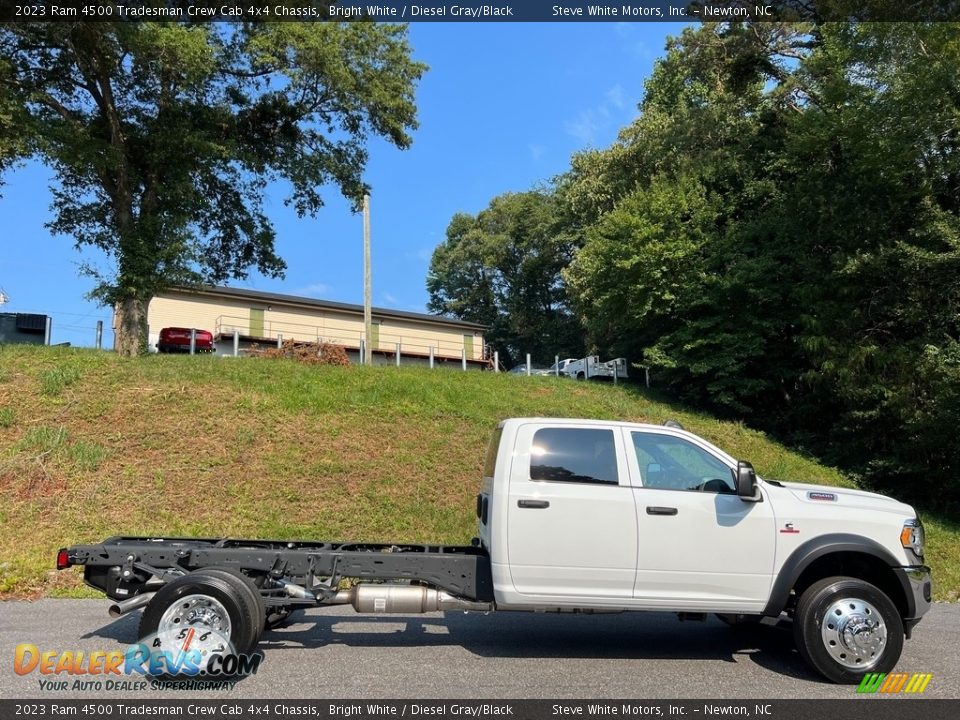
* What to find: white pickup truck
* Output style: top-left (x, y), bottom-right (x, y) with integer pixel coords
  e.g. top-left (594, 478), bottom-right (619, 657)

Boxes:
top-left (560, 355), bottom-right (629, 380)
top-left (59, 417), bottom-right (931, 684)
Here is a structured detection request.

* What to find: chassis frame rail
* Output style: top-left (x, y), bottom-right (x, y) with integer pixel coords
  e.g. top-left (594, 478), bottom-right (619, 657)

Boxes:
top-left (62, 536), bottom-right (494, 603)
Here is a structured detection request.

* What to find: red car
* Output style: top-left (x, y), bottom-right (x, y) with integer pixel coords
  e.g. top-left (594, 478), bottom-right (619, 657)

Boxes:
top-left (156, 327), bottom-right (214, 354)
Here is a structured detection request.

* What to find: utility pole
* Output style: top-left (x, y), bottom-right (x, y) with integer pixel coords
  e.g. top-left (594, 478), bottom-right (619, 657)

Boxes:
top-left (363, 194), bottom-right (372, 365)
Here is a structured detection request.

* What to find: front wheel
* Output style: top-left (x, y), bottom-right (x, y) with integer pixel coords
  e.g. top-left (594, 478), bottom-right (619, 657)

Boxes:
top-left (793, 576), bottom-right (903, 684)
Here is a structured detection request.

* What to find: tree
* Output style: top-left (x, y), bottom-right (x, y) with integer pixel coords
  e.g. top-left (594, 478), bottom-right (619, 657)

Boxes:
top-left (566, 23), bottom-right (813, 414)
top-left (0, 22), bottom-right (426, 355)
top-left (563, 21), bottom-right (960, 504)
top-left (427, 191), bottom-right (583, 367)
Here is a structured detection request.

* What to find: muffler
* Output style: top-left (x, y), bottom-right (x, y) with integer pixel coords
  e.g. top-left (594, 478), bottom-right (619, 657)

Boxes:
top-left (332, 585), bottom-right (492, 614)
top-left (108, 592), bottom-right (155, 618)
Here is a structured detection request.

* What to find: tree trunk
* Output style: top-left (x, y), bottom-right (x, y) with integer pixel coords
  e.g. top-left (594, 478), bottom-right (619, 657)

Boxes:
top-left (115, 296), bottom-right (150, 357)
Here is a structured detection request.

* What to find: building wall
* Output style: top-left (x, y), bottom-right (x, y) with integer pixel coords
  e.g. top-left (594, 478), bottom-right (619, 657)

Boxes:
top-left (0, 313), bottom-right (47, 346)
top-left (143, 291), bottom-right (485, 361)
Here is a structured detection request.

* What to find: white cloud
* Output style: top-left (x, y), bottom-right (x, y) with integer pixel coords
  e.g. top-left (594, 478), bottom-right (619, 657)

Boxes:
top-left (528, 143), bottom-right (546, 161)
top-left (565, 84), bottom-right (637, 146)
top-left (382, 292), bottom-right (399, 305)
top-left (564, 109), bottom-right (603, 145)
top-left (293, 283), bottom-right (332, 298)
top-left (606, 84), bottom-right (626, 110)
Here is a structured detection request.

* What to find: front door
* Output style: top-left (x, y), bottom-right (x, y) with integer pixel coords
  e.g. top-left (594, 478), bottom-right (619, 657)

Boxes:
top-left (506, 423), bottom-right (637, 598)
top-left (249, 308), bottom-right (265, 338)
top-left (626, 430), bottom-right (775, 608)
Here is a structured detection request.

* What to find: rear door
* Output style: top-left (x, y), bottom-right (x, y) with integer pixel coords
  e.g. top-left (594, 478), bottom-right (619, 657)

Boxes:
top-left (506, 423), bottom-right (637, 598)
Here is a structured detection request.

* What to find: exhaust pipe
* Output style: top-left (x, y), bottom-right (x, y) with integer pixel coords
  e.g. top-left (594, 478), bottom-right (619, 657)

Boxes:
top-left (332, 585), bottom-right (493, 614)
top-left (108, 592), bottom-right (155, 618)
top-left (278, 580), bottom-right (316, 601)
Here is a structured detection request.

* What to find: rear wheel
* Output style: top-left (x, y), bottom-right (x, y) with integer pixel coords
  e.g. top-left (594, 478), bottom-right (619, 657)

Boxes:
top-left (139, 569), bottom-right (265, 672)
top-left (793, 576), bottom-right (903, 684)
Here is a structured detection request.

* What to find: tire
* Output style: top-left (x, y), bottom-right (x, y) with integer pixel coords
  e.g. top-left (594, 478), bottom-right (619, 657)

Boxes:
top-left (793, 576), bottom-right (904, 684)
top-left (201, 567), bottom-right (266, 641)
top-left (139, 569), bottom-right (265, 663)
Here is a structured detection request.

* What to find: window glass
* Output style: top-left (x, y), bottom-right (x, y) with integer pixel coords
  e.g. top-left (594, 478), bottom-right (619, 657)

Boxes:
top-left (632, 432), bottom-right (734, 493)
top-left (530, 428), bottom-right (618, 485)
top-left (484, 426), bottom-right (504, 478)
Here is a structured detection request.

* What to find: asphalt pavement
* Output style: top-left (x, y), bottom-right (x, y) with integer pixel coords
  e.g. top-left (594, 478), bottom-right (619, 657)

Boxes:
top-left (1, 600), bottom-right (957, 700)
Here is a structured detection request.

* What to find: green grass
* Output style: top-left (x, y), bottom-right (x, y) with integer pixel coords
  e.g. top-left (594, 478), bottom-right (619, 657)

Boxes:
top-left (0, 344), bottom-right (955, 600)
top-left (38, 364), bottom-right (82, 396)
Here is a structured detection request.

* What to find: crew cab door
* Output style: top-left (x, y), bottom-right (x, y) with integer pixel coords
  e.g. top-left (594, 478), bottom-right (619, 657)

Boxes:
top-left (625, 430), bottom-right (775, 608)
top-left (507, 423), bottom-right (637, 598)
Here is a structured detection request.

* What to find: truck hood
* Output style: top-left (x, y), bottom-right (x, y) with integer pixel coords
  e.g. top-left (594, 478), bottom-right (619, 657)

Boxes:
top-left (766, 480), bottom-right (916, 517)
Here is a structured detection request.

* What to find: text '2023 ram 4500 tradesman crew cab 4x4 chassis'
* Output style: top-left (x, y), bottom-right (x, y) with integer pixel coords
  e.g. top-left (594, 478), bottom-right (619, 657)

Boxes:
top-left (58, 418), bottom-right (931, 683)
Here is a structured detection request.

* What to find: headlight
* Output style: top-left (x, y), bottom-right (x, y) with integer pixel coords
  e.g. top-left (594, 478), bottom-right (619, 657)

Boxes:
top-left (900, 518), bottom-right (925, 559)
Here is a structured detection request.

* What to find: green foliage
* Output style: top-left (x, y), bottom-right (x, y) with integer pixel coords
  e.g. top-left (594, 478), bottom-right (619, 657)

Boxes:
top-left (431, 22), bottom-right (959, 508)
top-left (0, 22), bottom-right (426, 353)
top-left (562, 22), bottom-right (960, 507)
top-left (427, 191), bottom-right (584, 366)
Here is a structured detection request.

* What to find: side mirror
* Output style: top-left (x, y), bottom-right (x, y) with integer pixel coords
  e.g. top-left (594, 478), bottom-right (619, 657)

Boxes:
top-left (735, 461), bottom-right (761, 502)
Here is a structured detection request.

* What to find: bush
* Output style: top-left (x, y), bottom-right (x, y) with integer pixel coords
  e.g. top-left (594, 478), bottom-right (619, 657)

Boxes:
top-left (246, 339), bottom-right (351, 367)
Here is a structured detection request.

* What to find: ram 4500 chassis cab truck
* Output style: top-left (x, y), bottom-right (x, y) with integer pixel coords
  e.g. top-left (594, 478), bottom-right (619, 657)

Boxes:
top-left (58, 418), bottom-right (931, 684)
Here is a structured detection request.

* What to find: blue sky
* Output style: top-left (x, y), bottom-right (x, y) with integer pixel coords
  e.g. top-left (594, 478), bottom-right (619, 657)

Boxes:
top-left (0, 22), bottom-right (686, 347)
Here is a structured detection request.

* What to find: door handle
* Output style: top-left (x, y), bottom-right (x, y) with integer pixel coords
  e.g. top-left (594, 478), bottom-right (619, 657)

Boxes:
top-left (518, 499), bottom-right (550, 509)
top-left (646, 506), bottom-right (678, 516)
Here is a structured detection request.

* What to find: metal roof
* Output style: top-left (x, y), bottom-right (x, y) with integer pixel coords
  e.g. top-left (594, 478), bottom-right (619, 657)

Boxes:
top-left (166, 285), bottom-right (488, 331)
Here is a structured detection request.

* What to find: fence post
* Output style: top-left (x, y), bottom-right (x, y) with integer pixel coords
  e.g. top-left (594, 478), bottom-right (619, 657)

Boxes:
top-left (645, 367), bottom-right (650, 388)
top-left (462, 348), bottom-right (467, 371)
top-left (396, 343), bottom-right (401, 367)
top-left (555, 354), bottom-right (560, 377)
top-left (277, 334), bottom-right (282, 349)
top-left (526, 353), bottom-right (531, 376)
top-left (95, 320), bottom-right (103, 350)
top-left (233, 330), bottom-right (239, 357)
top-left (494, 351), bottom-right (499, 373)
top-left (429, 346), bottom-right (434, 369)
top-left (44, 317), bottom-right (52, 346)
top-left (189, 328), bottom-right (196, 355)
top-left (613, 362), bottom-right (618, 385)
top-left (360, 339), bottom-right (366, 365)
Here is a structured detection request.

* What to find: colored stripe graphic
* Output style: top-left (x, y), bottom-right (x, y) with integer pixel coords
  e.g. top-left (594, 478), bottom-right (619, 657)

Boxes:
top-left (855, 672), bottom-right (932, 694)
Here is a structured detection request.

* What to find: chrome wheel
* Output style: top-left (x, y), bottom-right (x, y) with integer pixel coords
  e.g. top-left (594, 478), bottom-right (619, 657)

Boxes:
top-left (820, 597), bottom-right (886, 669)
top-left (157, 593), bottom-right (232, 657)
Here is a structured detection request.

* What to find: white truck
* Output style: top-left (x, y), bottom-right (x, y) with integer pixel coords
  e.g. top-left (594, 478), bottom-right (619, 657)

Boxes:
top-left (561, 355), bottom-right (629, 380)
top-left (59, 418), bottom-right (930, 684)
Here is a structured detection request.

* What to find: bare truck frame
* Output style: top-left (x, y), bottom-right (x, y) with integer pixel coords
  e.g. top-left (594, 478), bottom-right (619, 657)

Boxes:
top-left (59, 534), bottom-right (495, 653)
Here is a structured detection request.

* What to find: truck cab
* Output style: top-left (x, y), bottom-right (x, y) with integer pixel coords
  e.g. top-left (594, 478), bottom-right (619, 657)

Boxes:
top-left (477, 418), bottom-right (931, 682)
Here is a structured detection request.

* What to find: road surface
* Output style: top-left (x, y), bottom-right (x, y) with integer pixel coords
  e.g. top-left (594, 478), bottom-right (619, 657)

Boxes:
top-left (2, 600), bottom-right (957, 699)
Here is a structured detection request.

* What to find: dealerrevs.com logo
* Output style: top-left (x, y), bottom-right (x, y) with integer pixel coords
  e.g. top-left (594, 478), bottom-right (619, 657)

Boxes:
top-left (14, 634), bottom-right (262, 692)
top-left (856, 672), bottom-right (933, 694)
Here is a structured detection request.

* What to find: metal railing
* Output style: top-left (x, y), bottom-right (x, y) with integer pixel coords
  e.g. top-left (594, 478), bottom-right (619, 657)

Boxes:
top-left (214, 314), bottom-right (484, 362)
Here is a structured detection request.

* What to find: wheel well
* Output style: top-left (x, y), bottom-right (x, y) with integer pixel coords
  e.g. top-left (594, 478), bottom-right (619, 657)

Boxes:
top-left (791, 552), bottom-right (907, 619)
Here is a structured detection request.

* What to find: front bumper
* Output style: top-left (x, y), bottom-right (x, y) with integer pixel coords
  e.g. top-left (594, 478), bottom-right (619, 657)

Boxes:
top-left (894, 565), bottom-right (932, 637)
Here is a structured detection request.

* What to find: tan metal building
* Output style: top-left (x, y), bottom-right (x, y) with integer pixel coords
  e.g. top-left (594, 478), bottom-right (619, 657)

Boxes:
top-left (131, 286), bottom-right (489, 367)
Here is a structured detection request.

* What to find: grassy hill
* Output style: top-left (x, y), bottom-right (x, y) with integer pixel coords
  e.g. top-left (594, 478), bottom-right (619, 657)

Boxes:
top-left (1, 345), bottom-right (956, 600)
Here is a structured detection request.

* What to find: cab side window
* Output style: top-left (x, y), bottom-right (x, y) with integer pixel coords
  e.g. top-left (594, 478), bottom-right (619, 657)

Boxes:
top-left (530, 428), bottom-right (619, 485)
top-left (632, 432), bottom-right (734, 493)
